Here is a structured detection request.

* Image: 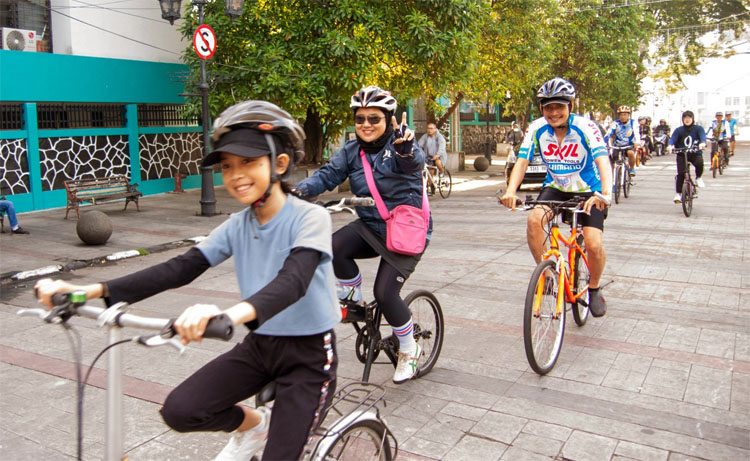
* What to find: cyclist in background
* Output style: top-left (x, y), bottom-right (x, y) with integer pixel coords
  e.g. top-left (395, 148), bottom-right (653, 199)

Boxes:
top-left (654, 119), bottom-right (671, 138)
top-left (726, 112), bottom-right (738, 156)
top-left (638, 116), bottom-right (653, 156)
top-left (36, 101), bottom-right (341, 461)
top-left (500, 77), bottom-right (612, 317)
top-left (667, 110), bottom-right (706, 203)
top-left (604, 105), bottom-right (640, 177)
top-left (708, 111), bottom-right (731, 163)
top-left (419, 121), bottom-right (447, 176)
top-left (505, 121), bottom-right (524, 153)
top-left (295, 85), bottom-right (430, 384)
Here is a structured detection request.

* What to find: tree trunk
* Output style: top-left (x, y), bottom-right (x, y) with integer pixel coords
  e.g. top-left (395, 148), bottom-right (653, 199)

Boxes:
top-left (435, 92), bottom-right (464, 130)
top-left (303, 107), bottom-right (324, 165)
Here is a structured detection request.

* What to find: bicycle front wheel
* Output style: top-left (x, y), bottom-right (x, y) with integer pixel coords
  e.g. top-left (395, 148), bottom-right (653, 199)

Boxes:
top-left (712, 156), bottom-right (717, 178)
top-left (623, 166), bottom-right (631, 198)
top-left (570, 235), bottom-right (590, 327)
top-left (405, 290), bottom-right (444, 378)
top-left (681, 181), bottom-right (692, 217)
top-left (438, 170), bottom-right (452, 199)
top-left (524, 259), bottom-right (565, 375)
top-left (614, 165), bottom-right (622, 204)
top-left (317, 419), bottom-right (393, 461)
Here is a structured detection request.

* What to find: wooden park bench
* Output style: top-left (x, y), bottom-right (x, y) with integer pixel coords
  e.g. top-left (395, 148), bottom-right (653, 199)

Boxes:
top-left (64, 175), bottom-right (142, 219)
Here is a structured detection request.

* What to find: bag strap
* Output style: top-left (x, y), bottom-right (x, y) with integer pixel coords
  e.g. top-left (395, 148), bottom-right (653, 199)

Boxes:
top-left (359, 150), bottom-right (430, 224)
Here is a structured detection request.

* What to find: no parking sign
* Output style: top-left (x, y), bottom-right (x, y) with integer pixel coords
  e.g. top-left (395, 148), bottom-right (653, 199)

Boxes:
top-left (193, 25), bottom-right (216, 60)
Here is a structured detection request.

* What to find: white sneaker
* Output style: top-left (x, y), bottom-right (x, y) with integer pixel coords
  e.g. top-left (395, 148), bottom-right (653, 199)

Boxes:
top-left (215, 406), bottom-right (271, 461)
top-left (336, 284), bottom-right (363, 304)
top-left (696, 178), bottom-right (705, 188)
top-left (393, 343), bottom-right (422, 384)
top-left (673, 193), bottom-right (681, 203)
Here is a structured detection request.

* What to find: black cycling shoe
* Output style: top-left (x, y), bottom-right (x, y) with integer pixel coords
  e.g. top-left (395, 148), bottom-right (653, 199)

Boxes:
top-left (589, 290), bottom-right (607, 317)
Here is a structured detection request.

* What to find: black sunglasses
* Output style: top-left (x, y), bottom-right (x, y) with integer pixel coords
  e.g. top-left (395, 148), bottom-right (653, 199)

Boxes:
top-left (355, 115), bottom-right (385, 125)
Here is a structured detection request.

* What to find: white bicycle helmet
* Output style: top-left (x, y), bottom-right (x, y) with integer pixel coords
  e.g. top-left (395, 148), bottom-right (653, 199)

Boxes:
top-left (350, 86), bottom-right (398, 114)
top-left (536, 77), bottom-right (576, 106)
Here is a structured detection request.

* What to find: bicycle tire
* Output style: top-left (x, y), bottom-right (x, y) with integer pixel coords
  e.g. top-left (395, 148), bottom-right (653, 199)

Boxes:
top-left (681, 181), bottom-right (692, 217)
top-left (404, 290), bottom-right (444, 378)
top-left (712, 157), bottom-right (717, 178)
top-left (623, 167), bottom-right (631, 198)
top-left (523, 259), bottom-right (565, 375)
top-left (719, 156), bottom-right (724, 175)
top-left (316, 418), bottom-right (393, 461)
top-left (571, 235), bottom-right (590, 327)
top-left (438, 170), bottom-right (452, 199)
top-left (614, 165), bottom-right (622, 204)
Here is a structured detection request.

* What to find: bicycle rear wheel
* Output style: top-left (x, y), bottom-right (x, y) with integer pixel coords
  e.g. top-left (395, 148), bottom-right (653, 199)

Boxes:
top-left (614, 165), bottom-right (622, 204)
top-left (712, 156), bottom-right (717, 178)
top-left (405, 290), bottom-right (444, 378)
top-left (571, 235), bottom-right (590, 326)
top-left (681, 181), bottom-right (692, 217)
top-left (316, 419), bottom-right (393, 461)
top-left (523, 259), bottom-right (565, 375)
top-left (438, 170), bottom-right (452, 199)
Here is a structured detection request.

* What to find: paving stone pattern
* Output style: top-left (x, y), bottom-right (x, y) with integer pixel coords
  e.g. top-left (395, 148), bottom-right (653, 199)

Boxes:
top-left (1, 147), bottom-right (749, 460)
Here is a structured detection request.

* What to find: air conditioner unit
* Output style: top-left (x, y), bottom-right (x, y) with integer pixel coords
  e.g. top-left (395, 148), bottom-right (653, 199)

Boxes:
top-left (2, 28), bottom-right (37, 52)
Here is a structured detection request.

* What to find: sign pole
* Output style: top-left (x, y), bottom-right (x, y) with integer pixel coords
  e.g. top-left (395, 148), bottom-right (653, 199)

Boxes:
top-left (195, 1), bottom-right (217, 216)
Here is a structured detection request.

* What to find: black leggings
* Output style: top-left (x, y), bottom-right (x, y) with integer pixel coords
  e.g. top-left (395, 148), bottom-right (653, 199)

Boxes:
top-left (675, 152), bottom-right (703, 193)
top-left (332, 225), bottom-right (411, 327)
top-left (160, 331), bottom-right (337, 461)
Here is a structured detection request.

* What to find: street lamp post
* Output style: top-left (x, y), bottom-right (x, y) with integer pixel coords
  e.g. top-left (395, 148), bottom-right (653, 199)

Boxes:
top-left (158, 0), bottom-right (245, 216)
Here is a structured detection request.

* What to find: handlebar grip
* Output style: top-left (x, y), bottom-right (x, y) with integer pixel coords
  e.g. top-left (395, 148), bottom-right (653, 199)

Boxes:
top-left (51, 293), bottom-right (69, 306)
top-left (202, 314), bottom-right (234, 340)
top-left (344, 197), bottom-right (375, 207)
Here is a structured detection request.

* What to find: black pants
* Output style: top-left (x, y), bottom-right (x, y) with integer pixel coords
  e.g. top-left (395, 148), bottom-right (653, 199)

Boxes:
top-left (675, 152), bottom-right (703, 193)
top-left (332, 225), bottom-right (411, 327)
top-left (160, 331), bottom-right (337, 461)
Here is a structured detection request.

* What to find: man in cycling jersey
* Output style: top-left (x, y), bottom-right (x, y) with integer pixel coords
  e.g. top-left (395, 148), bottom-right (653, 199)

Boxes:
top-left (708, 111), bottom-right (731, 163)
top-left (726, 112), bottom-right (738, 156)
top-left (604, 106), bottom-right (640, 177)
top-left (667, 110), bottom-right (706, 203)
top-left (500, 77), bottom-right (612, 317)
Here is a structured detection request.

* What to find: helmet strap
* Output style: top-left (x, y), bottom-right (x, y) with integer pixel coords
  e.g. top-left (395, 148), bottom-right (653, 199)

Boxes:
top-left (251, 134), bottom-right (280, 209)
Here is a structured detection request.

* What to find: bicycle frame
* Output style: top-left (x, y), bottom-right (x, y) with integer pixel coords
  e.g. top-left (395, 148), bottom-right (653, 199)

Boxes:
top-left (534, 211), bottom-right (588, 319)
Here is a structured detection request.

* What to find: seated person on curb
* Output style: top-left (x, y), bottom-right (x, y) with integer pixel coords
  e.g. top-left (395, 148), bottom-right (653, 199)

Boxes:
top-left (667, 110), bottom-right (707, 203)
top-left (0, 198), bottom-right (30, 234)
top-left (418, 122), bottom-right (447, 176)
top-left (36, 100), bottom-right (341, 461)
top-left (500, 77), bottom-right (612, 317)
top-left (604, 105), bottom-right (640, 177)
top-left (295, 86), bottom-right (431, 384)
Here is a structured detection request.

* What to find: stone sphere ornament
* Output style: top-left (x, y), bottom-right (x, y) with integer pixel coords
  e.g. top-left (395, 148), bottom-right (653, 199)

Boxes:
top-left (474, 156), bottom-right (490, 171)
top-left (76, 210), bottom-right (113, 245)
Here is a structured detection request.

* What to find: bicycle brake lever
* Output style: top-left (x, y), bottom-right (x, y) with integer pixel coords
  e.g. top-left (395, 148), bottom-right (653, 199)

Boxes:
top-left (136, 334), bottom-right (185, 354)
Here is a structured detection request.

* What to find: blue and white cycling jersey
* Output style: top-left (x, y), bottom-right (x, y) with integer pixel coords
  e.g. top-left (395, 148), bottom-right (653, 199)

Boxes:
top-left (708, 119), bottom-right (730, 140)
top-left (603, 119), bottom-right (640, 147)
top-left (727, 118), bottom-right (737, 136)
top-left (518, 114), bottom-right (609, 193)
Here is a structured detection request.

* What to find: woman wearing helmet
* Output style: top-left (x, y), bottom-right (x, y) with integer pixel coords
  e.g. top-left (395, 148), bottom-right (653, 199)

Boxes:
top-left (36, 100), bottom-right (341, 460)
top-left (296, 85), bottom-right (431, 384)
top-left (500, 77), bottom-right (612, 318)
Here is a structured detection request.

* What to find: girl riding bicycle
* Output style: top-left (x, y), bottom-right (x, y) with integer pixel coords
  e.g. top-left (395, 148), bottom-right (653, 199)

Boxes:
top-left (36, 101), bottom-right (340, 461)
top-left (295, 85), bottom-right (431, 384)
top-left (667, 110), bottom-right (706, 204)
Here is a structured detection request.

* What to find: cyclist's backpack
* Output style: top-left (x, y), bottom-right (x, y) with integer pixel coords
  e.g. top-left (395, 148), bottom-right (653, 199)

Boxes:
top-left (360, 150), bottom-right (430, 256)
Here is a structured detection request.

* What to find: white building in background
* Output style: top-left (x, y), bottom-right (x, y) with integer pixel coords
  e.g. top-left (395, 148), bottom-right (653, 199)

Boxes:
top-left (637, 36), bottom-right (750, 137)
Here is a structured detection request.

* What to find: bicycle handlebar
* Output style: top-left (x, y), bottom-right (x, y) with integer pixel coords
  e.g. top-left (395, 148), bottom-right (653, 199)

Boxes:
top-left (671, 147), bottom-right (702, 154)
top-left (26, 291), bottom-right (234, 341)
top-left (609, 145), bottom-right (634, 151)
top-left (323, 197), bottom-right (375, 208)
top-left (520, 192), bottom-right (611, 209)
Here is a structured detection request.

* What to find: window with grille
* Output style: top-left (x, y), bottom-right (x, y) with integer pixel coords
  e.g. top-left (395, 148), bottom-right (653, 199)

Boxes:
top-left (0, 103), bottom-right (23, 130)
top-left (37, 104), bottom-right (125, 129)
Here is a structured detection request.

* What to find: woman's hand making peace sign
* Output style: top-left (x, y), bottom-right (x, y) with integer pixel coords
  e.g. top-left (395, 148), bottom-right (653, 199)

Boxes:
top-left (391, 112), bottom-right (415, 156)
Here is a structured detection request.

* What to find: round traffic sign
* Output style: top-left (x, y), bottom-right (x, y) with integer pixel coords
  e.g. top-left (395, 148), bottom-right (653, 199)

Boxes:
top-left (193, 25), bottom-right (216, 60)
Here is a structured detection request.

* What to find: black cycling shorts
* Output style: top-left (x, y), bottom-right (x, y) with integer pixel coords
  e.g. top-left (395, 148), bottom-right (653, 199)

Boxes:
top-left (536, 187), bottom-right (607, 231)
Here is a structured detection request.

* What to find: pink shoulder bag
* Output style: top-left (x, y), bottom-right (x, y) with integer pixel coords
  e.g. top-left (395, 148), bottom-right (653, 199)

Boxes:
top-left (359, 150), bottom-right (430, 256)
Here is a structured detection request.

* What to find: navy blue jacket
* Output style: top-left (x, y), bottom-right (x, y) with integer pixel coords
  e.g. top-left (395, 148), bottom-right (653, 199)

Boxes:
top-left (669, 125), bottom-right (706, 150)
top-left (295, 137), bottom-right (432, 238)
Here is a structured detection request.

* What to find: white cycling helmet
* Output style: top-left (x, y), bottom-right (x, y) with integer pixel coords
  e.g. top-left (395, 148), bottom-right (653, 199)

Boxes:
top-left (350, 86), bottom-right (398, 114)
top-left (537, 77), bottom-right (576, 106)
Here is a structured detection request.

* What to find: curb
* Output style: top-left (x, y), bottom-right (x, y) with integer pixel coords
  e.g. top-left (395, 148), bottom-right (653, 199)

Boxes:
top-left (1, 236), bottom-right (207, 284)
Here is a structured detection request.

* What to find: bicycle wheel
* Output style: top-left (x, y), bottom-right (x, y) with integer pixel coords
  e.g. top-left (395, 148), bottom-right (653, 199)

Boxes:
top-left (712, 156), bottom-right (717, 178)
top-left (404, 290), bottom-right (444, 378)
top-left (614, 165), bottom-right (622, 204)
top-left (623, 167), bottom-right (631, 198)
top-left (438, 170), bottom-right (452, 199)
top-left (570, 235), bottom-right (590, 326)
top-left (317, 418), bottom-right (393, 461)
top-left (681, 181), bottom-right (692, 217)
top-left (523, 259), bottom-right (565, 375)
top-left (719, 155), bottom-right (724, 175)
